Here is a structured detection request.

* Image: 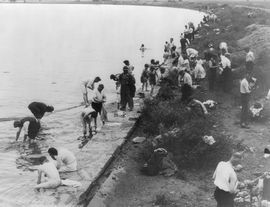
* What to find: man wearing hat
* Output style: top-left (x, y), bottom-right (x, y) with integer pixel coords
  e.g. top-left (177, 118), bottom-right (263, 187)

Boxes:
top-left (119, 66), bottom-right (135, 111)
top-left (213, 152), bottom-right (243, 207)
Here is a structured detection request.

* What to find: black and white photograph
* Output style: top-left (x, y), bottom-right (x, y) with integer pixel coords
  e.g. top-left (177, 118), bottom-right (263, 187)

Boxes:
top-left (0, 0), bottom-right (270, 206)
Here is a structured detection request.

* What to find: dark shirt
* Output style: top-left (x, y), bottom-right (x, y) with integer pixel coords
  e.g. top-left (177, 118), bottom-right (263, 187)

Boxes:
top-left (180, 38), bottom-right (188, 49)
top-left (20, 117), bottom-right (41, 139)
top-left (28, 102), bottom-right (48, 119)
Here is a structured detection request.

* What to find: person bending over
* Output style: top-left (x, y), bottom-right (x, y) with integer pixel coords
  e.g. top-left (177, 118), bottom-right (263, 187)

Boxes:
top-left (28, 102), bottom-right (54, 120)
top-left (48, 147), bottom-right (77, 172)
top-left (81, 76), bottom-right (101, 106)
top-left (13, 117), bottom-right (41, 142)
top-left (81, 106), bottom-right (98, 138)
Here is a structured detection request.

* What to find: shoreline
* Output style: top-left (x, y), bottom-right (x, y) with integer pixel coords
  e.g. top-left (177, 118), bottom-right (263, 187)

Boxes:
top-left (88, 2), bottom-right (270, 207)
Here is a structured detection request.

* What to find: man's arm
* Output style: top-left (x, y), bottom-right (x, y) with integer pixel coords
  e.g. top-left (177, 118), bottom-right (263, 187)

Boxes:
top-left (228, 173), bottom-right (238, 193)
top-left (22, 121), bottom-right (29, 142)
top-left (37, 169), bottom-right (42, 184)
top-left (15, 127), bottom-right (22, 141)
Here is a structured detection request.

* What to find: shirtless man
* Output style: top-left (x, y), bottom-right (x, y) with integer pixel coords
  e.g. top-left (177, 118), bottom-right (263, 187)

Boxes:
top-left (48, 147), bottom-right (77, 172)
top-left (33, 157), bottom-right (61, 191)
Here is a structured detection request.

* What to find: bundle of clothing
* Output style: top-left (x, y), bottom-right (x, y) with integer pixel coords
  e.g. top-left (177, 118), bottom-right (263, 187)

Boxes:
top-left (141, 148), bottom-right (178, 177)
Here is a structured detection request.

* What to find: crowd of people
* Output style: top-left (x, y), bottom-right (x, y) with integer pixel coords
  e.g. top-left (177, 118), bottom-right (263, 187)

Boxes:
top-left (136, 11), bottom-right (260, 207)
top-left (11, 9), bottom-right (262, 203)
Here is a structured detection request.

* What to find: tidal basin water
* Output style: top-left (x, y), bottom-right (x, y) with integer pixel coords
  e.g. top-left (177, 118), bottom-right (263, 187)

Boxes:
top-left (0, 3), bottom-right (203, 206)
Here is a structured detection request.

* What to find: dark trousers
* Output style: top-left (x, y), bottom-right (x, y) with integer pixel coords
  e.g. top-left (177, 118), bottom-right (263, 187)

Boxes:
top-left (240, 93), bottom-right (250, 125)
top-left (120, 87), bottom-right (133, 111)
top-left (246, 61), bottom-right (254, 73)
top-left (222, 67), bottom-right (232, 93)
top-left (214, 187), bottom-right (235, 207)
top-left (208, 68), bottom-right (217, 91)
top-left (91, 102), bottom-right (102, 114)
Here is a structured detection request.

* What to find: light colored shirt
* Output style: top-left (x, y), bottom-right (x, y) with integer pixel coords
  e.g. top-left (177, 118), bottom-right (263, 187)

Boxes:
top-left (82, 79), bottom-right (95, 90)
top-left (246, 51), bottom-right (255, 62)
top-left (213, 161), bottom-right (238, 193)
top-left (220, 55), bottom-right (231, 68)
top-left (183, 72), bottom-right (193, 86)
top-left (56, 148), bottom-right (77, 168)
top-left (92, 89), bottom-right (106, 103)
top-left (186, 48), bottom-right (198, 57)
top-left (39, 162), bottom-right (61, 181)
top-left (194, 63), bottom-right (206, 79)
top-left (184, 28), bottom-right (189, 34)
top-left (240, 78), bottom-right (251, 94)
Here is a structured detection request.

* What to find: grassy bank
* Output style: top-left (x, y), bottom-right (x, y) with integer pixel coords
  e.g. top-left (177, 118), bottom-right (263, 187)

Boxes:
top-left (89, 2), bottom-right (270, 207)
top-left (140, 2), bottom-right (270, 170)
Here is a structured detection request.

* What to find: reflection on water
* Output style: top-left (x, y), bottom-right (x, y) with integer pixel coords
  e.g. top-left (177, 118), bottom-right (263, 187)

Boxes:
top-left (0, 4), bottom-right (204, 206)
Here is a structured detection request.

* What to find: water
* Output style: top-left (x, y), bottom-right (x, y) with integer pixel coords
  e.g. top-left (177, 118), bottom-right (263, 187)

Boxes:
top-left (0, 3), bottom-right (203, 206)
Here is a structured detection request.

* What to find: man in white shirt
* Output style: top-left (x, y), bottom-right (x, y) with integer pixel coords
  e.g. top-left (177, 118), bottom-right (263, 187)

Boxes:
top-left (91, 84), bottom-right (107, 125)
top-left (179, 70), bottom-right (192, 86)
top-left (240, 73), bottom-right (251, 128)
top-left (194, 60), bottom-right (206, 81)
top-left (245, 47), bottom-right (255, 72)
top-left (220, 52), bottom-right (232, 93)
top-left (213, 152), bottom-right (243, 207)
top-left (81, 77), bottom-right (101, 106)
top-left (48, 147), bottom-right (77, 172)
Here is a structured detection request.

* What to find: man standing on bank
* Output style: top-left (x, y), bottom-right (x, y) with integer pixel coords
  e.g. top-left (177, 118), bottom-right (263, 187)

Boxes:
top-left (119, 66), bottom-right (136, 111)
top-left (81, 76), bottom-right (101, 106)
top-left (213, 152), bottom-right (243, 207)
top-left (240, 73), bottom-right (251, 129)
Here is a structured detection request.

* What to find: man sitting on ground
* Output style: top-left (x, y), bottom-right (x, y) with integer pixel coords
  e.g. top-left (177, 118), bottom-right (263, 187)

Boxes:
top-left (14, 117), bottom-right (41, 142)
top-left (48, 147), bottom-right (77, 172)
top-left (32, 156), bottom-right (61, 191)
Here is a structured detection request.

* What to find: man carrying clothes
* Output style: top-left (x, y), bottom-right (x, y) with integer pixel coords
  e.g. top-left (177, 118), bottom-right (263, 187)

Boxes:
top-left (213, 152), bottom-right (243, 207)
top-left (245, 47), bottom-right (255, 73)
top-left (48, 147), bottom-right (77, 172)
top-left (81, 76), bottom-right (101, 106)
top-left (28, 102), bottom-right (54, 120)
top-left (14, 117), bottom-right (41, 142)
top-left (81, 106), bottom-right (98, 137)
top-left (119, 66), bottom-right (136, 111)
top-left (240, 73), bottom-right (251, 128)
